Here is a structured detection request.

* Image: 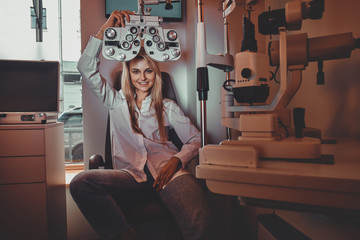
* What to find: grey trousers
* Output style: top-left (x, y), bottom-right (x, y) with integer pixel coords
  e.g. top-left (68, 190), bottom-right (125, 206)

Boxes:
top-left (70, 167), bottom-right (212, 240)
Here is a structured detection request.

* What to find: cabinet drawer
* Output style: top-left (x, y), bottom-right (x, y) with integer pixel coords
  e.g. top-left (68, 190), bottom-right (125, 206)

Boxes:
top-left (0, 183), bottom-right (47, 240)
top-left (0, 156), bottom-right (46, 184)
top-left (0, 129), bottom-right (44, 156)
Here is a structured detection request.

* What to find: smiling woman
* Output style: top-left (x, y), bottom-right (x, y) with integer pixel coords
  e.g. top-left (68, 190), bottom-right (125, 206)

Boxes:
top-left (70, 10), bottom-right (212, 240)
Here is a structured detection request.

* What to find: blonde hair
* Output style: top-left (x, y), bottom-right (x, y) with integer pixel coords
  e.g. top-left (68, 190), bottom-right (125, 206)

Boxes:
top-left (120, 50), bottom-right (166, 143)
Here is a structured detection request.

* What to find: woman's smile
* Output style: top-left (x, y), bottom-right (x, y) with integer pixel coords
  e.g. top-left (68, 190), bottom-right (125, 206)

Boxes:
top-left (138, 81), bottom-right (150, 85)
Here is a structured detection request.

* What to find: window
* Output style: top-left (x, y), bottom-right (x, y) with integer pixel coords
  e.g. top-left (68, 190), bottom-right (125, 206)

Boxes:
top-left (2, 1), bottom-right (82, 167)
top-left (60, 0), bottom-right (82, 165)
top-left (59, 107), bottom-right (83, 163)
top-left (30, 7), bottom-right (47, 29)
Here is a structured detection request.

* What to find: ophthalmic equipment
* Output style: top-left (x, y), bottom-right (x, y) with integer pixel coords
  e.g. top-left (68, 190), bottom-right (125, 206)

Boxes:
top-left (199, 0), bottom-right (360, 168)
top-left (102, 0), bottom-right (181, 62)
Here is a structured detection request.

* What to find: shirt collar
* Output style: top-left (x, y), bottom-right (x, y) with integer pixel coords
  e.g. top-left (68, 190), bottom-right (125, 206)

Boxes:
top-left (119, 89), bottom-right (152, 101)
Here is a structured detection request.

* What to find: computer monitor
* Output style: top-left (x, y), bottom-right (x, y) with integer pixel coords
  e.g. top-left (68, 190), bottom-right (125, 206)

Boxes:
top-left (0, 60), bottom-right (59, 113)
top-left (105, 0), bottom-right (182, 22)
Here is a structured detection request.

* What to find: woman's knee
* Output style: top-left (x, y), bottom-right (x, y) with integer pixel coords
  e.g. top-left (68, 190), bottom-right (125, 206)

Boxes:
top-left (69, 170), bottom-right (98, 197)
top-left (161, 174), bottom-right (212, 228)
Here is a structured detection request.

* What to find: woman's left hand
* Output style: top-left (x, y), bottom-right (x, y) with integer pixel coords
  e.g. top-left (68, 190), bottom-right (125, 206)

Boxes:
top-left (153, 157), bottom-right (182, 191)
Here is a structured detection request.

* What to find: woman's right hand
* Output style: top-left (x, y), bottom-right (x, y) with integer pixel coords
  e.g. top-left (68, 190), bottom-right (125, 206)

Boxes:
top-left (95, 10), bottom-right (134, 40)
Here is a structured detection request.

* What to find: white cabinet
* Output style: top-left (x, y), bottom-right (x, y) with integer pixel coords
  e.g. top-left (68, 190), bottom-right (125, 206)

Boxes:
top-left (0, 123), bottom-right (67, 240)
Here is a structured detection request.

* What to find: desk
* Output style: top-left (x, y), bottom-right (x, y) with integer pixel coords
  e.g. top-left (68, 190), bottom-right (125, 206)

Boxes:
top-left (196, 139), bottom-right (360, 212)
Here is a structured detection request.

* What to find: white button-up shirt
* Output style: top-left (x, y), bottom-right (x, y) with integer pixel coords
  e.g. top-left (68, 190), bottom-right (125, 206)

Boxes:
top-left (78, 37), bottom-right (201, 182)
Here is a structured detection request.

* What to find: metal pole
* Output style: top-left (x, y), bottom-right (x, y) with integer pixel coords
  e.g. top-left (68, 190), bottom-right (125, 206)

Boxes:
top-left (198, 0), bottom-right (204, 22)
top-left (138, 0), bottom-right (145, 15)
top-left (33, 0), bottom-right (43, 42)
top-left (58, 0), bottom-right (64, 113)
top-left (197, 0), bottom-right (207, 147)
top-left (200, 100), bottom-right (207, 147)
top-left (223, 1), bottom-right (232, 140)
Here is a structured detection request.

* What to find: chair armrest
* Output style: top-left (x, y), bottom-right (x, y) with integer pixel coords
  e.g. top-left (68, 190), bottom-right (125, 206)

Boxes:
top-left (89, 154), bottom-right (104, 169)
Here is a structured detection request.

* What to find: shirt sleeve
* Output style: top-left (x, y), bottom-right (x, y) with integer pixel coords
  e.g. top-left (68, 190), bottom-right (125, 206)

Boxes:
top-left (77, 36), bottom-right (123, 109)
top-left (165, 100), bottom-right (201, 167)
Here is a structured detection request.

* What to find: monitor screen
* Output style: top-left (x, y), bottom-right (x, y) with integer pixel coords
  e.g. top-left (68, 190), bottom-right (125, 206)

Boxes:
top-left (105, 0), bottom-right (182, 21)
top-left (0, 60), bottom-right (59, 112)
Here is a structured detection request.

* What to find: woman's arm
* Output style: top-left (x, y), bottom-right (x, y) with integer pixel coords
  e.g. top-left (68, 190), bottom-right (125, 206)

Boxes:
top-left (153, 100), bottom-right (201, 191)
top-left (77, 11), bottom-right (134, 108)
top-left (167, 101), bottom-right (201, 167)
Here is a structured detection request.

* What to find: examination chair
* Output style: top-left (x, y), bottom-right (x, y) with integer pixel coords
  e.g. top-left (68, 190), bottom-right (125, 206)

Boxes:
top-left (89, 72), bottom-right (182, 239)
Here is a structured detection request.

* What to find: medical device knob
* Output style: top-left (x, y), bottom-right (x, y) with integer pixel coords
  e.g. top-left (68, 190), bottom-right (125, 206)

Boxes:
top-left (171, 49), bottom-right (180, 57)
top-left (130, 26), bottom-right (138, 34)
top-left (241, 68), bottom-right (252, 78)
top-left (121, 41), bottom-right (131, 50)
top-left (105, 47), bottom-right (115, 56)
top-left (167, 30), bottom-right (178, 41)
top-left (162, 54), bottom-right (170, 61)
top-left (118, 53), bottom-right (126, 61)
top-left (157, 42), bottom-right (166, 51)
top-left (105, 28), bottom-right (117, 39)
top-left (149, 27), bottom-right (157, 35)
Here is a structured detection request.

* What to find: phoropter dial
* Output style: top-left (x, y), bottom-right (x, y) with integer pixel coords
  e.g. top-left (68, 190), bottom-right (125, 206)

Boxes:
top-left (105, 28), bottom-right (117, 40)
top-left (125, 34), bottom-right (134, 42)
top-left (153, 35), bottom-right (161, 43)
top-left (148, 27), bottom-right (157, 35)
top-left (121, 41), bottom-right (131, 50)
top-left (130, 26), bottom-right (138, 35)
top-left (167, 30), bottom-right (178, 41)
top-left (157, 42), bottom-right (166, 51)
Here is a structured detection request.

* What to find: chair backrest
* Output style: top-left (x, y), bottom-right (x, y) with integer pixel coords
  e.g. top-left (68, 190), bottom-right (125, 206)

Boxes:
top-left (103, 72), bottom-right (182, 169)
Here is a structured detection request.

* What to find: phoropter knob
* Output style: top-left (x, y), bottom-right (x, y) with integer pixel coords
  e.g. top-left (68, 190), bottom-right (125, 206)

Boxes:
top-left (117, 53), bottom-right (126, 61)
top-left (130, 26), bottom-right (138, 34)
top-left (105, 47), bottom-right (115, 56)
top-left (171, 49), bottom-right (180, 58)
top-left (153, 35), bottom-right (161, 43)
top-left (105, 28), bottom-right (117, 40)
top-left (125, 34), bottom-right (134, 42)
top-left (167, 30), bottom-right (178, 41)
top-left (121, 41), bottom-right (131, 50)
top-left (162, 54), bottom-right (170, 61)
top-left (157, 42), bottom-right (166, 51)
top-left (148, 27), bottom-right (157, 35)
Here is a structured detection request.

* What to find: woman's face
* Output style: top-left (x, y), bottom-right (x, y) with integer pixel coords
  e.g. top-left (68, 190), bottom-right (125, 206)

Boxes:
top-left (129, 58), bottom-right (156, 96)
